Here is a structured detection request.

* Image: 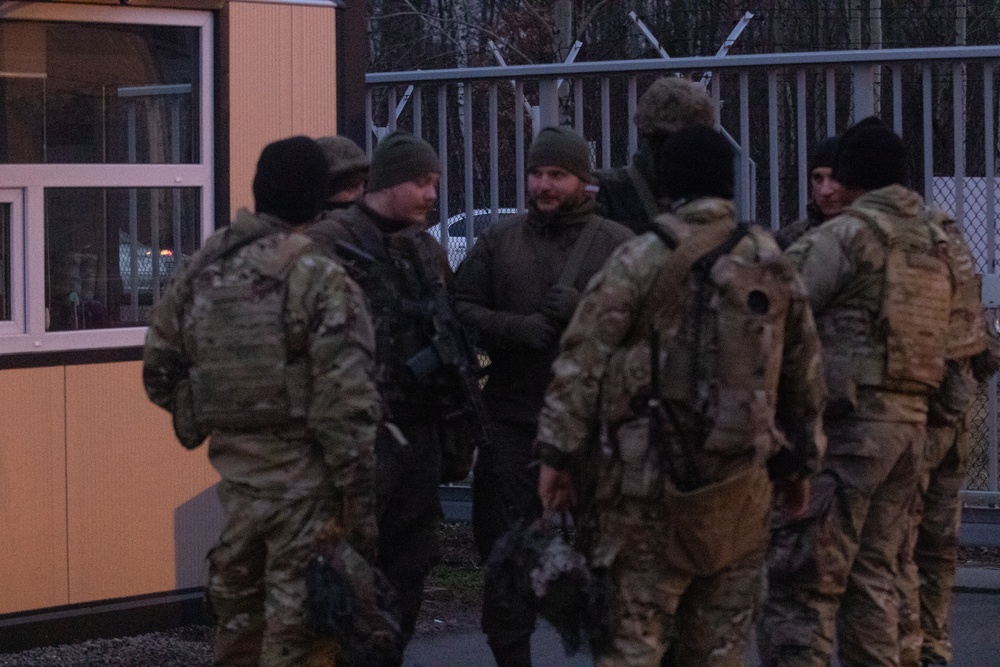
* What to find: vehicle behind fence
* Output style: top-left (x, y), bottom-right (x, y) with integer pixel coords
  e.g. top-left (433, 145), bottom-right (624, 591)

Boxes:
top-left (367, 46), bottom-right (1000, 505)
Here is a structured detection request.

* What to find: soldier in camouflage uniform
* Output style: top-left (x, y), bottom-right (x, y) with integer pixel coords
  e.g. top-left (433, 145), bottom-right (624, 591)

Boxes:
top-left (897, 236), bottom-right (996, 665)
top-left (774, 136), bottom-right (844, 250)
top-left (143, 136), bottom-right (381, 666)
top-left (594, 76), bottom-right (715, 234)
top-left (316, 135), bottom-right (369, 211)
top-left (537, 126), bottom-right (827, 667)
top-left (452, 126), bottom-right (633, 667)
top-left (758, 117), bottom-right (970, 667)
top-left (306, 131), bottom-right (461, 654)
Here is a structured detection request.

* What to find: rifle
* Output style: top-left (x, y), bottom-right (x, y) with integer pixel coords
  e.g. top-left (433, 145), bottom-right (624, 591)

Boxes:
top-left (396, 235), bottom-right (492, 479)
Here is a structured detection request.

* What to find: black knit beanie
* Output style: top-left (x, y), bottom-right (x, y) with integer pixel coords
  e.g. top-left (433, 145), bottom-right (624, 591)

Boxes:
top-left (808, 135), bottom-right (839, 173)
top-left (526, 126), bottom-right (592, 181)
top-left (833, 116), bottom-right (908, 190)
top-left (656, 126), bottom-right (735, 201)
top-left (253, 136), bottom-right (328, 223)
top-left (368, 131), bottom-right (441, 192)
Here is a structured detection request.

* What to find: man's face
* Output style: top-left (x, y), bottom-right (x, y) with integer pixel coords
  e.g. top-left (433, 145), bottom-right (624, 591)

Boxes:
top-left (527, 166), bottom-right (586, 213)
top-left (810, 166), bottom-right (845, 219)
top-left (380, 171), bottom-right (440, 227)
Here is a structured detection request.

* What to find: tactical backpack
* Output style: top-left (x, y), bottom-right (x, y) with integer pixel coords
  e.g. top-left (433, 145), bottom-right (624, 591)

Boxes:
top-left (186, 232), bottom-right (315, 432)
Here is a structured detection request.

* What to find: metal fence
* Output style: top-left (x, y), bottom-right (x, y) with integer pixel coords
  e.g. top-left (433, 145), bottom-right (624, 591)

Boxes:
top-left (366, 45), bottom-right (1000, 505)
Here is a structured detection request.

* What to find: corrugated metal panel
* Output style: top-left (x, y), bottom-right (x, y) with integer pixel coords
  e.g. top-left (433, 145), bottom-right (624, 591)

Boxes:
top-left (227, 2), bottom-right (338, 217)
top-left (0, 367), bottom-right (68, 614)
top-left (64, 361), bottom-right (220, 604)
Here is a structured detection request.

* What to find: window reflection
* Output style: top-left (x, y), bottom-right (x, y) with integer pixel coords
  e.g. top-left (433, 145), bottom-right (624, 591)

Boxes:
top-left (1, 204), bottom-right (9, 321)
top-left (0, 22), bottom-right (199, 164)
top-left (45, 188), bottom-right (200, 331)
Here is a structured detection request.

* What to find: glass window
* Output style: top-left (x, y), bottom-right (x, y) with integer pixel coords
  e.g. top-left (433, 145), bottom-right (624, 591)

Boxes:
top-left (0, 21), bottom-right (200, 164)
top-left (45, 188), bottom-right (200, 331)
top-left (1, 203), bottom-right (9, 321)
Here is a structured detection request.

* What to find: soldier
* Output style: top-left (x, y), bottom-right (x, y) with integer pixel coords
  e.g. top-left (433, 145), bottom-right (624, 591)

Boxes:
top-left (594, 76), bottom-right (715, 234)
top-left (452, 125), bottom-right (633, 667)
top-left (758, 117), bottom-right (967, 666)
top-left (536, 126), bottom-right (826, 666)
top-left (897, 257), bottom-right (996, 663)
top-left (774, 135), bottom-right (844, 249)
top-left (307, 131), bottom-right (478, 655)
top-left (316, 135), bottom-right (370, 210)
top-left (142, 136), bottom-right (381, 666)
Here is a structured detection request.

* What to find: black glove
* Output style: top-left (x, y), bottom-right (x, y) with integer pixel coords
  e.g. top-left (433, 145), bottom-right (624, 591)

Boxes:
top-left (514, 313), bottom-right (559, 349)
top-left (540, 285), bottom-right (581, 324)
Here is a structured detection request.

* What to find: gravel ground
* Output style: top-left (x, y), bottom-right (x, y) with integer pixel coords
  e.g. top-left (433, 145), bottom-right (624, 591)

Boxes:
top-left (0, 530), bottom-right (995, 667)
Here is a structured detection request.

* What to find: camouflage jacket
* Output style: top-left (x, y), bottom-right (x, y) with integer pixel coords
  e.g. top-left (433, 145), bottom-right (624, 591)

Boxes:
top-left (452, 198), bottom-right (633, 422)
top-left (785, 185), bottom-right (961, 423)
top-left (535, 198), bottom-right (826, 485)
top-left (307, 203), bottom-right (456, 418)
top-left (143, 209), bottom-right (381, 506)
top-left (774, 202), bottom-right (825, 250)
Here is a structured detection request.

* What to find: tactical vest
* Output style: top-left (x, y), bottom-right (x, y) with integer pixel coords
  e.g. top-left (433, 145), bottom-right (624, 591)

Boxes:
top-left (334, 219), bottom-right (444, 411)
top-left (820, 205), bottom-right (951, 400)
top-left (602, 212), bottom-right (792, 499)
top-left (186, 233), bottom-right (314, 431)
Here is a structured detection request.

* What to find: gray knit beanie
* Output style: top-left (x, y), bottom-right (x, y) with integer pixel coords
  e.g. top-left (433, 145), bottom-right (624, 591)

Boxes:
top-left (368, 132), bottom-right (440, 192)
top-left (526, 126), bottom-right (592, 181)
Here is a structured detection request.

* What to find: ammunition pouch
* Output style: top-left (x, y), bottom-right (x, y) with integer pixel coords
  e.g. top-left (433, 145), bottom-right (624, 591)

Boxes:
top-left (658, 465), bottom-right (772, 577)
top-left (172, 377), bottom-right (208, 450)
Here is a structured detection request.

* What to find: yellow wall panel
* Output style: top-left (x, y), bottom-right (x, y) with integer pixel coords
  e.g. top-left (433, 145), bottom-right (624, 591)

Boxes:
top-left (64, 361), bottom-right (220, 604)
top-left (0, 367), bottom-right (68, 614)
top-left (227, 1), bottom-right (338, 217)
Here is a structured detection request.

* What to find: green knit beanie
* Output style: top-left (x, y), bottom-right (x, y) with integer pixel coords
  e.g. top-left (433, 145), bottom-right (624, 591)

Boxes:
top-left (368, 131), bottom-right (441, 192)
top-left (526, 126), bottom-right (592, 181)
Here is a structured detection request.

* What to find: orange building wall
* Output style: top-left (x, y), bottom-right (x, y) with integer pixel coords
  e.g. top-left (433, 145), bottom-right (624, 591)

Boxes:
top-left (0, 362), bottom-right (220, 614)
top-left (227, 1), bottom-right (339, 216)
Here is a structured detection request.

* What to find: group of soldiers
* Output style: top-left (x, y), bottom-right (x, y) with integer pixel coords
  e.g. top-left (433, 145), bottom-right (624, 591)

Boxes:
top-left (142, 75), bottom-right (995, 667)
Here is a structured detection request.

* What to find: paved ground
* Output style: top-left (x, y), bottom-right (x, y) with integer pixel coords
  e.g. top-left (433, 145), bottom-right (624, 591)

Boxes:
top-left (405, 569), bottom-right (1000, 667)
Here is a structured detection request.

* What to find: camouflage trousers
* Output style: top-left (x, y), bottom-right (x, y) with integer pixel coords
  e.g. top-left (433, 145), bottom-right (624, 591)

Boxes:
top-left (591, 498), bottom-right (766, 667)
top-left (375, 415), bottom-right (443, 649)
top-left (897, 418), bottom-right (969, 667)
top-left (758, 418), bottom-right (922, 667)
top-left (207, 481), bottom-right (338, 667)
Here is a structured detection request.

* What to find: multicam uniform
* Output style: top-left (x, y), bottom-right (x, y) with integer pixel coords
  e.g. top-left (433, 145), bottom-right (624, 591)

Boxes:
top-left (897, 216), bottom-right (990, 667)
top-left (759, 184), bottom-right (961, 667)
top-left (774, 202), bottom-right (825, 251)
top-left (143, 209), bottom-right (380, 666)
top-left (535, 198), bottom-right (826, 667)
top-left (307, 202), bottom-right (456, 648)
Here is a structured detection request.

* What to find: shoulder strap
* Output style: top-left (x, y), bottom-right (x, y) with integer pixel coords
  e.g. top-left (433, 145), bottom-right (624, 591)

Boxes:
top-left (633, 218), bottom-right (744, 337)
top-left (626, 164), bottom-right (664, 224)
top-left (556, 217), bottom-right (602, 288)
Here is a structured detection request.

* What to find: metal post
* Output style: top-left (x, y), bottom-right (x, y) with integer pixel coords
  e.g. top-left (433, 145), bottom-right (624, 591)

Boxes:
top-left (739, 71), bottom-right (751, 220)
top-left (464, 82), bottom-right (474, 250)
top-left (538, 78), bottom-right (559, 132)
top-left (515, 81), bottom-right (525, 211)
top-left (953, 62), bottom-right (967, 233)
top-left (365, 89), bottom-right (373, 155)
top-left (826, 68), bottom-right (837, 136)
top-left (574, 78), bottom-right (584, 134)
top-left (413, 87), bottom-right (422, 138)
top-left (388, 87), bottom-right (398, 132)
top-left (797, 69), bottom-right (808, 220)
top-left (923, 65), bottom-right (934, 201)
top-left (627, 75), bottom-right (638, 161)
top-left (489, 82), bottom-right (499, 223)
top-left (892, 66), bottom-right (903, 136)
top-left (437, 84), bottom-right (448, 246)
top-left (768, 70), bottom-right (780, 231)
top-left (851, 63), bottom-right (876, 122)
top-left (601, 77), bottom-right (611, 169)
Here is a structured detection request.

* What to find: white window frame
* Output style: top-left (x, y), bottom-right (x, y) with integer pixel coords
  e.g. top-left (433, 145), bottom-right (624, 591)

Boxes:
top-left (0, 3), bottom-right (214, 355)
top-left (0, 190), bottom-right (25, 336)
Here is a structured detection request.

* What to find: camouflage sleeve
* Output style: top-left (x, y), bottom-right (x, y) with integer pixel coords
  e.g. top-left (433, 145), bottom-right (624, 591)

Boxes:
top-left (142, 274), bottom-right (190, 413)
top-left (783, 221), bottom-right (855, 316)
top-left (290, 255), bottom-right (381, 531)
top-left (774, 270), bottom-right (827, 476)
top-left (941, 220), bottom-right (987, 362)
top-left (535, 238), bottom-right (653, 467)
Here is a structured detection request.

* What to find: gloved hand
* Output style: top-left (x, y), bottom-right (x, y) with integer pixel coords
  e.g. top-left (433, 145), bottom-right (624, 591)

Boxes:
top-left (540, 285), bottom-right (581, 324)
top-left (514, 313), bottom-right (559, 349)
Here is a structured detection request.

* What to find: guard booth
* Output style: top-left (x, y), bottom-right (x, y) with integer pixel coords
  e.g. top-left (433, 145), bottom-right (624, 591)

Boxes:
top-left (0, 0), bottom-right (359, 645)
